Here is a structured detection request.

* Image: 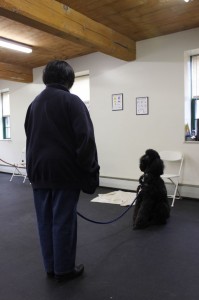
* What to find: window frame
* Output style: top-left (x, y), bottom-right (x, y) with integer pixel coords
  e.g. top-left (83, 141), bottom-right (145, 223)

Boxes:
top-left (184, 49), bottom-right (199, 142)
top-left (190, 55), bottom-right (199, 136)
top-left (0, 89), bottom-right (11, 140)
top-left (70, 71), bottom-right (90, 110)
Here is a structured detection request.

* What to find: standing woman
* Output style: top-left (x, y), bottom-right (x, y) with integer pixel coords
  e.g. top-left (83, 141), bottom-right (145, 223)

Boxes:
top-left (25, 60), bottom-right (100, 282)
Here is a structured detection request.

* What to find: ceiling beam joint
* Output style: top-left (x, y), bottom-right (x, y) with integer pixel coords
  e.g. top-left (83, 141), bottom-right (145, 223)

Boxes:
top-left (0, 0), bottom-right (136, 61)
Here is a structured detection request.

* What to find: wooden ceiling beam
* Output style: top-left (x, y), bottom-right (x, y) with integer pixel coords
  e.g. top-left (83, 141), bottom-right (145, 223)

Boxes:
top-left (0, 0), bottom-right (136, 61)
top-left (0, 62), bottom-right (33, 83)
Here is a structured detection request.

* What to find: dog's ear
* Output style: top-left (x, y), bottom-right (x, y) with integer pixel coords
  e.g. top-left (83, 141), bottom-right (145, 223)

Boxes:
top-left (148, 158), bottom-right (164, 176)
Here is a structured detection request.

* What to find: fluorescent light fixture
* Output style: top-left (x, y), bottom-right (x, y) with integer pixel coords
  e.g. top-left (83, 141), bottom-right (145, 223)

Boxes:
top-left (0, 37), bottom-right (32, 53)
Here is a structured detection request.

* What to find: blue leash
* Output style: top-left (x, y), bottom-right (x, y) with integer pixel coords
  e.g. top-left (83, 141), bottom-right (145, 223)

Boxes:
top-left (77, 196), bottom-right (137, 224)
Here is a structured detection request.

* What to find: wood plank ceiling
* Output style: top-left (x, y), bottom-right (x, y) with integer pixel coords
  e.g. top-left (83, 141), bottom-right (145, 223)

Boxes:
top-left (0, 0), bottom-right (199, 83)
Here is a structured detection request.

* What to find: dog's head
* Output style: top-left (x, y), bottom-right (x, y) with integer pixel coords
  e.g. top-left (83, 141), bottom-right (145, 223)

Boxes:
top-left (139, 149), bottom-right (164, 176)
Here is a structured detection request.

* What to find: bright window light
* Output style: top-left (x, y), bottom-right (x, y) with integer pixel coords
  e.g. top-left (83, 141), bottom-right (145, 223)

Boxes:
top-left (0, 38), bottom-right (32, 53)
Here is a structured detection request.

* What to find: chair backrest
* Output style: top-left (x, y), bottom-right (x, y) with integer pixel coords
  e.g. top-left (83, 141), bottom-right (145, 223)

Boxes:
top-left (159, 150), bottom-right (184, 176)
top-left (159, 150), bottom-right (183, 161)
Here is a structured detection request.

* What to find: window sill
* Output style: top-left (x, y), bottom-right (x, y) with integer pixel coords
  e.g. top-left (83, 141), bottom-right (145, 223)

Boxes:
top-left (0, 139), bottom-right (12, 142)
top-left (184, 140), bottom-right (199, 144)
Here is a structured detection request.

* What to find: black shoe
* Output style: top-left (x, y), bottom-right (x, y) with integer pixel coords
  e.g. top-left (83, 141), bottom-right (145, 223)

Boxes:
top-left (55, 264), bottom-right (84, 282)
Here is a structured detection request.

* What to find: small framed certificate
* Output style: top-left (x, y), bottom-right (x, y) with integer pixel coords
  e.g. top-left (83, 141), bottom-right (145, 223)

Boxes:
top-left (136, 97), bottom-right (149, 115)
top-left (112, 93), bottom-right (123, 111)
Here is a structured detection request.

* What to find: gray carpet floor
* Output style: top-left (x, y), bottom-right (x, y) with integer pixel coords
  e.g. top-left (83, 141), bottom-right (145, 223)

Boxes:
top-left (0, 172), bottom-right (199, 300)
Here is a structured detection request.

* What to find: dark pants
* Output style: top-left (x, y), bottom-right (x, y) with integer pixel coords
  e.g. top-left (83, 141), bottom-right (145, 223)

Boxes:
top-left (33, 188), bottom-right (80, 275)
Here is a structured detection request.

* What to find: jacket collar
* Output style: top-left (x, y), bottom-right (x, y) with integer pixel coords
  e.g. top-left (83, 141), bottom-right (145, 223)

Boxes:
top-left (46, 83), bottom-right (69, 92)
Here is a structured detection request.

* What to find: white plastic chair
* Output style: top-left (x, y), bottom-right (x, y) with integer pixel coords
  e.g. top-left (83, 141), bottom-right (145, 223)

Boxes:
top-left (10, 147), bottom-right (28, 183)
top-left (159, 150), bottom-right (184, 207)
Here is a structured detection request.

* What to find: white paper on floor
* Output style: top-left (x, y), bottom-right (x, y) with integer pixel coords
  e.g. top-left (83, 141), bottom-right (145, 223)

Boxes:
top-left (91, 190), bottom-right (137, 206)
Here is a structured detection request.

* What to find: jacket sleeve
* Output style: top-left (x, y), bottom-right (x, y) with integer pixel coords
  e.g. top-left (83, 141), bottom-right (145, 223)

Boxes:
top-left (69, 96), bottom-right (100, 194)
top-left (24, 105), bottom-right (31, 136)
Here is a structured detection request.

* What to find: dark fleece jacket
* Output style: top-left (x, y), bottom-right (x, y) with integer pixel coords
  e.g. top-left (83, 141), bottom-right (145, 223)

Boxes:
top-left (24, 83), bottom-right (100, 193)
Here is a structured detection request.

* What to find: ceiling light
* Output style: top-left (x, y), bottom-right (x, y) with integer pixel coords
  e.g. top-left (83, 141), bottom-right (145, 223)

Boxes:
top-left (0, 37), bottom-right (32, 53)
top-left (184, 0), bottom-right (190, 2)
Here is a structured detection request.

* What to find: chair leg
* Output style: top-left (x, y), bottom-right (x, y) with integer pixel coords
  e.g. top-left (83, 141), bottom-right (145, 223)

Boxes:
top-left (23, 174), bottom-right (28, 183)
top-left (169, 178), bottom-right (181, 207)
top-left (10, 167), bottom-right (17, 181)
top-left (10, 166), bottom-right (27, 183)
top-left (10, 172), bottom-right (14, 181)
top-left (171, 191), bottom-right (176, 207)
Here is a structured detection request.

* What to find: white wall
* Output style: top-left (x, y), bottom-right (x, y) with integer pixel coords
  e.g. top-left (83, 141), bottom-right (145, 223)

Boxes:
top-left (0, 73), bottom-right (44, 164)
top-left (1, 27), bottom-right (199, 197)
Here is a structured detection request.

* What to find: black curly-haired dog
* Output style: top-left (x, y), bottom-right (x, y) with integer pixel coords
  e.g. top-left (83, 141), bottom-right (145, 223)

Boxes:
top-left (133, 149), bottom-right (170, 229)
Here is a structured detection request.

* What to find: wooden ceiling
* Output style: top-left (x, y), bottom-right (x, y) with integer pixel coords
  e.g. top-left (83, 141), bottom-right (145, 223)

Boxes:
top-left (0, 0), bottom-right (199, 83)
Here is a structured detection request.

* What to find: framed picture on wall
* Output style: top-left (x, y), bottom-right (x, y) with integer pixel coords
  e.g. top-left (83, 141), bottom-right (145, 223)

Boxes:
top-left (136, 97), bottom-right (149, 115)
top-left (112, 93), bottom-right (123, 111)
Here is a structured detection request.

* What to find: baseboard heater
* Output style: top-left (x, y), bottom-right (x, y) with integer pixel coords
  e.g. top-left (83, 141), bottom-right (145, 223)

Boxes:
top-left (99, 175), bottom-right (199, 200)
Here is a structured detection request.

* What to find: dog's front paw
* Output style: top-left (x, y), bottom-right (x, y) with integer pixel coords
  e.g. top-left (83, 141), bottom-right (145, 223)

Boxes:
top-left (133, 221), bottom-right (149, 230)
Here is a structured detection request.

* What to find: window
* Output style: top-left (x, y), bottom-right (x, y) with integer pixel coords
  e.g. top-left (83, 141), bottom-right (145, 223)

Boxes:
top-left (191, 55), bottom-right (199, 98)
top-left (184, 51), bottom-right (199, 141)
top-left (190, 55), bottom-right (199, 136)
top-left (70, 72), bottom-right (90, 110)
top-left (0, 89), bottom-right (11, 140)
top-left (190, 55), bottom-right (199, 140)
